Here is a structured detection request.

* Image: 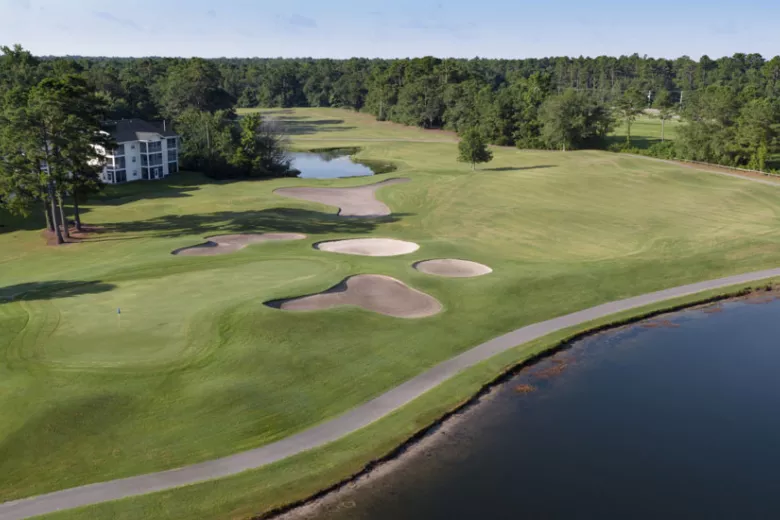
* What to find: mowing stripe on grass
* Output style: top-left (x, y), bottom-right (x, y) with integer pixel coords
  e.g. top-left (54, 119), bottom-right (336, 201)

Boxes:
top-left (2, 267), bottom-right (780, 520)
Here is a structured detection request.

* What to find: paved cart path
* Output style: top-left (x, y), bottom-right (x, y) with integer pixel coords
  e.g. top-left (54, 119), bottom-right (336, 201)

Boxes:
top-left (3, 268), bottom-right (780, 520)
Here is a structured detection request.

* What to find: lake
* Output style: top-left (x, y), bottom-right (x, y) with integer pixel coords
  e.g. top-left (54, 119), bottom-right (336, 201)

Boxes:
top-left (292, 151), bottom-right (376, 179)
top-left (289, 294), bottom-right (780, 519)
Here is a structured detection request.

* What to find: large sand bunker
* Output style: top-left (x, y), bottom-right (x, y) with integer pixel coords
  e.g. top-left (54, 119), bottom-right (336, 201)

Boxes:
top-left (269, 274), bottom-right (442, 318)
top-left (316, 238), bottom-right (420, 257)
top-left (172, 233), bottom-right (306, 256)
top-left (274, 178), bottom-right (409, 217)
top-left (414, 259), bottom-right (493, 277)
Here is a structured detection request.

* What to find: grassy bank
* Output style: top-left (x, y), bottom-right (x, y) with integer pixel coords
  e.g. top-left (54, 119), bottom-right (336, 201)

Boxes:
top-left (2, 108), bottom-right (780, 516)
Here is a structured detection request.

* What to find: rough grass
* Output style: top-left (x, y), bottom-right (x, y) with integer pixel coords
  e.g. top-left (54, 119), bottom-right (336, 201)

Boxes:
top-left (2, 107), bottom-right (780, 517)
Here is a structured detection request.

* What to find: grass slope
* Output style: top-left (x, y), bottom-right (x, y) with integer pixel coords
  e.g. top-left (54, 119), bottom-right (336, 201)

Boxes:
top-left (2, 108), bottom-right (780, 517)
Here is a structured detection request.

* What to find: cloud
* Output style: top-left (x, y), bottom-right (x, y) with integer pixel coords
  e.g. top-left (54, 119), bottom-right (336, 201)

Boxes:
top-left (206, 9), bottom-right (216, 18)
top-left (11, 0), bottom-right (31, 9)
top-left (93, 11), bottom-right (143, 32)
top-left (287, 14), bottom-right (317, 29)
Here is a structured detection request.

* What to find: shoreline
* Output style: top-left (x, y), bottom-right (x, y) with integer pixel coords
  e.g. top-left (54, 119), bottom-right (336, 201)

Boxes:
top-left (264, 284), bottom-right (779, 519)
top-left (2, 275), bottom-right (780, 520)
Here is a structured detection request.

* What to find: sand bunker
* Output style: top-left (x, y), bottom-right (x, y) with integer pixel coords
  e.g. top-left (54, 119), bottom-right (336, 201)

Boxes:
top-left (274, 178), bottom-right (409, 217)
top-left (315, 238), bottom-right (420, 257)
top-left (270, 274), bottom-right (442, 318)
top-left (172, 233), bottom-right (306, 256)
top-left (414, 259), bottom-right (493, 278)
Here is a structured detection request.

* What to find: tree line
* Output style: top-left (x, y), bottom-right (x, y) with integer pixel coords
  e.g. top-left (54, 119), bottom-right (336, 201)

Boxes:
top-left (71, 52), bottom-right (779, 170)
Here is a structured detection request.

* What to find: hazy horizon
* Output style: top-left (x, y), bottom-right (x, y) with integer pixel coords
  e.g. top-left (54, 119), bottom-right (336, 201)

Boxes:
top-left (2, 0), bottom-right (778, 60)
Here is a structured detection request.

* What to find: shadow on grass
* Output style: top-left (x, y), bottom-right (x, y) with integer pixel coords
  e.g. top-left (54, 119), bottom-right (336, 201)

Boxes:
top-left (0, 280), bottom-right (116, 304)
top-left (0, 209), bottom-right (45, 234)
top-left (483, 165), bottom-right (556, 172)
top-left (278, 118), bottom-right (356, 136)
top-left (94, 178), bottom-right (203, 207)
top-left (100, 208), bottom-right (412, 239)
top-left (605, 136), bottom-right (663, 150)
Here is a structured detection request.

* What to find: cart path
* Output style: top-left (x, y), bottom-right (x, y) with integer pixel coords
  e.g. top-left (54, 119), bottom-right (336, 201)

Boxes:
top-left (3, 267), bottom-right (780, 520)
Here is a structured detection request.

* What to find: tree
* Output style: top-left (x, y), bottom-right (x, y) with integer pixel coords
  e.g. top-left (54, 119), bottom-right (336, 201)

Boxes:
top-left (457, 127), bottom-right (493, 170)
top-left (653, 89), bottom-right (675, 142)
top-left (230, 113), bottom-right (292, 177)
top-left (156, 59), bottom-right (233, 118)
top-left (734, 98), bottom-right (779, 170)
top-left (540, 90), bottom-right (613, 151)
top-left (616, 88), bottom-right (646, 145)
top-left (11, 74), bottom-right (111, 243)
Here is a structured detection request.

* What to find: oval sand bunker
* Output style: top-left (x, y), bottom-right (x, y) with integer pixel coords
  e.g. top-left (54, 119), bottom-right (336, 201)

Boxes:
top-left (316, 238), bottom-right (419, 257)
top-left (414, 259), bottom-right (493, 277)
top-left (271, 274), bottom-right (442, 318)
top-left (173, 233), bottom-right (306, 256)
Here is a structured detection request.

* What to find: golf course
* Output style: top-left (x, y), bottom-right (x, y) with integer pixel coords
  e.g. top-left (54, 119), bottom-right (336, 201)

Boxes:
top-left (2, 108), bottom-right (780, 519)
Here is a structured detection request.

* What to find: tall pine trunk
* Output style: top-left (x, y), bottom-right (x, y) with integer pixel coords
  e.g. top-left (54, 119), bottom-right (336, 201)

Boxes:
top-left (48, 179), bottom-right (64, 244)
top-left (43, 198), bottom-right (54, 232)
top-left (57, 192), bottom-right (70, 240)
top-left (73, 195), bottom-right (82, 232)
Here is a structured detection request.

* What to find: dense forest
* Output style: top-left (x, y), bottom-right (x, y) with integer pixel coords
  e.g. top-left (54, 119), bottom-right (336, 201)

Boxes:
top-left (5, 46), bottom-right (780, 173)
top-left (67, 52), bottom-right (780, 170)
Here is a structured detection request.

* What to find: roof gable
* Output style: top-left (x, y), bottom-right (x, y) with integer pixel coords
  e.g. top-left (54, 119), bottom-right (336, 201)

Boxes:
top-left (105, 119), bottom-right (178, 143)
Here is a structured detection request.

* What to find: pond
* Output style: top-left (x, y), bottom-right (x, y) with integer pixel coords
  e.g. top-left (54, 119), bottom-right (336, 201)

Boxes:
top-left (289, 294), bottom-right (780, 519)
top-left (292, 150), bottom-right (376, 179)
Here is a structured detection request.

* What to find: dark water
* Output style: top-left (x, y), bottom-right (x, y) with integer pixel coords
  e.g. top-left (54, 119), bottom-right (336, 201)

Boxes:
top-left (301, 296), bottom-right (780, 519)
top-left (292, 151), bottom-right (375, 179)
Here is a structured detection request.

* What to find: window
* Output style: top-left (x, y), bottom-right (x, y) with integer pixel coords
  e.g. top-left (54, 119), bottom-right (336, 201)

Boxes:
top-left (115, 170), bottom-right (127, 183)
top-left (141, 154), bottom-right (148, 166)
top-left (113, 144), bottom-right (125, 156)
top-left (115, 157), bottom-right (126, 169)
top-left (168, 162), bottom-right (179, 174)
top-left (141, 167), bottom-right (149, 180)
top-left (140, 142), bottom-right (147, 153)
top-left (148, 153), bottom-right (163, 166)
top-left (151, 166), bottom-right (163, 179)
top-left (131, 144), bottom-right (136, 150)
top-left (148, 141), bottom-right (162, 153)
top-left (167, 138), bottom-right (177, 149)
top-left (132, 156), bottom-right (136, 163)
top-left (167, 149), bottom-right (178, 162)
top-left (107, 172), bottom-right (114, 182)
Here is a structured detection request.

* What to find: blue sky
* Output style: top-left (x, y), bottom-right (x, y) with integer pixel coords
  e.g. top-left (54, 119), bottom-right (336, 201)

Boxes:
top-left (1, 0), bottom-right (777, 59)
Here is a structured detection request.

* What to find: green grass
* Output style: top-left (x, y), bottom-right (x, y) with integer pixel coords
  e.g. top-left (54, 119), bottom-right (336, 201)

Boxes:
top-left (609, 114), bottom-right (681, 149)
top-left (2, 107), bottom-right (780, 517)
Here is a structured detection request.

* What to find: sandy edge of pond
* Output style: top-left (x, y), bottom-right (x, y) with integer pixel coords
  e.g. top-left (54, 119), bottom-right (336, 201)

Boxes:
top-left (268, 285), bottom-right (780, 520)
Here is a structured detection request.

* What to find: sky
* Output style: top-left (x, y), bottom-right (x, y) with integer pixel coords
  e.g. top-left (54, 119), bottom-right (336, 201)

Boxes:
top-left (1, 0), bottom-right (778, 60)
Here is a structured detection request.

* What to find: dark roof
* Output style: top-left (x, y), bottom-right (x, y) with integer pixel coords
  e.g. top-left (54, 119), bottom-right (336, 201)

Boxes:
top-left (104, 119), bottom-right (178, 143)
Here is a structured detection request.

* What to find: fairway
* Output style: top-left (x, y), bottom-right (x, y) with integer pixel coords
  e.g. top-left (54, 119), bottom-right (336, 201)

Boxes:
top-left (609, 113), bottom-right (681, 148)
top-left (2, 108), bottom-right (780, 518)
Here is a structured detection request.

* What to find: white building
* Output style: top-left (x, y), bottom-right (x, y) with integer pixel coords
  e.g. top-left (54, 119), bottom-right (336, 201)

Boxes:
top-left (99, 119), bottom-right (180, 184)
